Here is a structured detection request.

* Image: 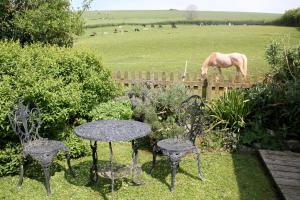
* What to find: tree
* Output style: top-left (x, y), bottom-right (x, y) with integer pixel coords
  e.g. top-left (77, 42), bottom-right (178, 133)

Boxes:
top-left (0, 0), bottom-right (87, 47)
top-left (278, 7), bottom-right (300, 26)
top-left (186, 4), bottom-right (198, 21)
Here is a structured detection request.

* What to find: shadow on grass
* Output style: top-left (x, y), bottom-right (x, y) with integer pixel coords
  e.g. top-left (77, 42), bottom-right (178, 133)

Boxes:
top-left (232, 152), bottom-right (280, 200)
top-left (65, 160), bottom-right (140, 200)
top-left (18, 157), bottom-right (68, 184)
top-left (142, 157), bottom-right (202, 191)
top-left (9, 157), bottom-right (72, 195)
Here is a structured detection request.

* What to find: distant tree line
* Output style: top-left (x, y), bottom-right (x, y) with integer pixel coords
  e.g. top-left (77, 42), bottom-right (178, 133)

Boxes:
top-left (275, 7), bottom-right (300, 26)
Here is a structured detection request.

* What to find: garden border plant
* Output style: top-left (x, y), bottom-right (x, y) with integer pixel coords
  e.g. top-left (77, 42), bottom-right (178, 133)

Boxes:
top-left (0, 40), bottom-right (122, 176)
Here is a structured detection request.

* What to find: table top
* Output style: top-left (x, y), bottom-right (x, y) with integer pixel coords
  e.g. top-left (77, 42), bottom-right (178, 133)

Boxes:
top-left (74, 120), bottom-right (151, 142)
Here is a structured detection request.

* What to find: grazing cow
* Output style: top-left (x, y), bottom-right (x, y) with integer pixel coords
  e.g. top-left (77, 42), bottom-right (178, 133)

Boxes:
top-left (90, 32), bottom-right (97, 36)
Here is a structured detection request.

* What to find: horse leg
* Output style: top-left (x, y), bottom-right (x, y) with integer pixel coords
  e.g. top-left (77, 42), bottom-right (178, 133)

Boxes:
top-left (218, 67), bottom-right (224, 80)
top-left (235, 66), bottom-right (242, 81)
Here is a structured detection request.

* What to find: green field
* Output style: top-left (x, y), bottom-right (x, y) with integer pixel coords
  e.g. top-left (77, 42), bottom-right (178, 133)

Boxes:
top-left (75, 24), bottom-right (300, 78)
top-left (83, 10), bottom-right (281, 27)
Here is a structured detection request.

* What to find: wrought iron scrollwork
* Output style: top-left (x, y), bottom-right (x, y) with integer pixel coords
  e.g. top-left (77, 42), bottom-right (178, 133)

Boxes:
top-left (8, 97), bottom-right (73, 196)
top-left (150, 95), bottom-right (206, 192)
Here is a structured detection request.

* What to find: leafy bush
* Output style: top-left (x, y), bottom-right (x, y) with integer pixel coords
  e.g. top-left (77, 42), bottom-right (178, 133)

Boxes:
top-left (236, 41), bottom-right (300, 149)
top-left (206, 89), bottom-right (252, 149)
top-left (0, 0), bottom-right (85, 47)
top-left (263, 41), bottom-right (300, 137)
top-left (61, 129), bottom-right (89, 159)
top-left (0, 41), bottom-right (121, 175)
top-left (207, 89), bottom-right (252, 133)
top-left (275, 7), bottom-right (300, 26)
top-left (130, 83), bottom-right (191, 144)
top-left (241, 119), bottom-right (281, 150)
top-left (89, 99), bottom-right (133, 120)
top-left (0, 143), bottom-right (20, 176)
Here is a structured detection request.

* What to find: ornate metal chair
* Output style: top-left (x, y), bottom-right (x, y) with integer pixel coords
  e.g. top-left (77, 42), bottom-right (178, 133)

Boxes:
top-left (8, 98), bottom-right (73, 196)
top-left (149, 95), bottom-right (206, 192)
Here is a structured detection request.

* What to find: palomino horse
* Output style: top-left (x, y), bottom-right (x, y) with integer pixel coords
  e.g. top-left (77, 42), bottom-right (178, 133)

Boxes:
top-left (201, 52), bottom-right (248, 79)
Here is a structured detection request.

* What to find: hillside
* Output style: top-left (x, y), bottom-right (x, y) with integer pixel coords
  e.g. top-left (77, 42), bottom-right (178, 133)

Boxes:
top-left (83, 10), bottom-right (281, 27)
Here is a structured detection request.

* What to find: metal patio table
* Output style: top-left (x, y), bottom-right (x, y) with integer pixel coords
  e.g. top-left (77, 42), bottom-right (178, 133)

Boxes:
top-left (74, 119), bottom-right (151, 193)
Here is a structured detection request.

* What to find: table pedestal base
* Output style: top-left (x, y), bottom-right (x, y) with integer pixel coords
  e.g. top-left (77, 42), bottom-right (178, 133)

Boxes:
top-left (88, 140), bottom-right (143, 193)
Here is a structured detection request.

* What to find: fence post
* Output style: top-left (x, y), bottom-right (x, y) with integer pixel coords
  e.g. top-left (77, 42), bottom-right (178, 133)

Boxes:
top-left (138, 71), bottom-right (143, 82)
top-left (131, 71), bottom-right (135, 85)
top-left (162, 72), bottom-right (166, 84)
top-left (170, 72), bottom-right (174, 84)
top-left (116, 71), bottom-right (121, 83)
top-left (146, 71), bottom-right (151, 81)
top-left (202, 78), bottom-right (211, 100)
top-left (124, 71), bottom-right (129, 86)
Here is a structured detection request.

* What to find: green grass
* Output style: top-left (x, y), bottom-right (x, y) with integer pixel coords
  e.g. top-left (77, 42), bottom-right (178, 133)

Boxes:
top-left (0, 142), bottom-right (277, 200)
top-left (75, 25), bottom-right (300, 78)
top-left (83, 10), bottom-right (281, 27)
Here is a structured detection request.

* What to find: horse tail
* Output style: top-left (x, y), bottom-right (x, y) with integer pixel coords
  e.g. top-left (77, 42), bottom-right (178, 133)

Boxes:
top-left (241, 54), bottom-right (248, 77)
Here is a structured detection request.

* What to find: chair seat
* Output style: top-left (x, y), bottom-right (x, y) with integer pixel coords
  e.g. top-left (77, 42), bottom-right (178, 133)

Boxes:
top-left (24, 139), bottom-right (67, 155)
top-left (157, 138), bottom-right (195, 153)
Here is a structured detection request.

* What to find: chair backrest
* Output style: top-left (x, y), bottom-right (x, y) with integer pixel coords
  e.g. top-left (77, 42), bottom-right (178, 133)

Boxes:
top-left (177, 95), bottom-right (206, 145)
top-left (8, 98), bottom-right (42, 145)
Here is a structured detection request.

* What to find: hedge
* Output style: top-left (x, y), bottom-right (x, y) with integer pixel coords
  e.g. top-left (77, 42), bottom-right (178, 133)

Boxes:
top-left (0, 41), bottom-right (121, 175)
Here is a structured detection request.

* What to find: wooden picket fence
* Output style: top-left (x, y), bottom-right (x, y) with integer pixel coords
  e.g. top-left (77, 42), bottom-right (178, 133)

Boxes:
top-left (112, 71), bottom-right (263, 99)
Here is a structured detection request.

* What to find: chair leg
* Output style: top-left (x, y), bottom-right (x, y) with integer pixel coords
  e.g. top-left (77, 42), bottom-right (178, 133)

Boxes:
top-left (149, 145), bottom-right (158, 175)
top-left (65, 152), bottom-right (75, 177)
top-left (43, 165), bottom-right (51, 196)
top-left (193, 148), bottom-right (205, 181)
top-left (170, 153), bottom-right (180, 192)
top-left (17, 156), bottom-right (25, 188)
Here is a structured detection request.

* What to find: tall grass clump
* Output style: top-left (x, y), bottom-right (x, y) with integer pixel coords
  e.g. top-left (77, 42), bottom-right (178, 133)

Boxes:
top-left (206, 89), bottom-right (252, 149)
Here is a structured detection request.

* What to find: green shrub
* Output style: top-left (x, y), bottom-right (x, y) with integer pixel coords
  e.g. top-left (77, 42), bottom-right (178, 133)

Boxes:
top-left (62, 131), bottom-right (89, 159)
top-left (89, 99), bottom-right (133, 120)
top-left (206, 89), bottom-right (252, 149)
top-left (0, 41), bottom-right (121, 175)
top-left (207, 89), bottom-right (252, 133)
top-left (0, 143), bottom-right (20, 176)
top-left (263, 41), bottom-right (300, 137)
top-left (0, 0), bottom-right (85, 47)
top-left (130, 83), bottom-right (191, 145)
top-left (241, 119), bottom-right (281, 150)
top-left (276, 7), bottom-right (300, 26)
top-left (236, 41), bottom-right (300, 149)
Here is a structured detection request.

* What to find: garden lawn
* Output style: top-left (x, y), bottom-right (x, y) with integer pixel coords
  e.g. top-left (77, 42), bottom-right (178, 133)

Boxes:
top-left (75, 25), bottom-right (300, 78)
top-left (0, 142), bottom-right (277, 200)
